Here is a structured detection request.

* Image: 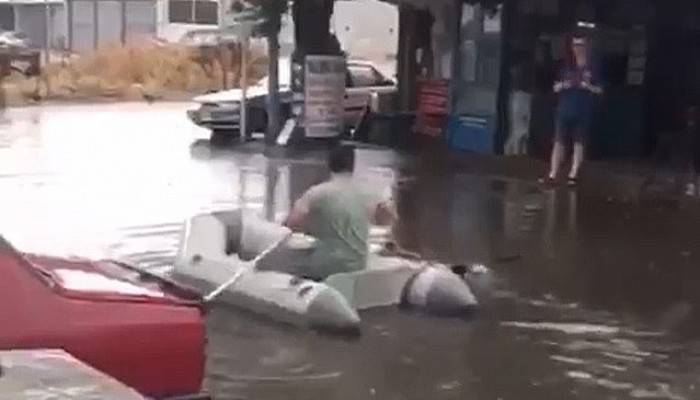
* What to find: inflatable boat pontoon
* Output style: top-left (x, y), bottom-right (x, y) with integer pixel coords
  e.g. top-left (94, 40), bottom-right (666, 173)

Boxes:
top-left (173, 210), bottom-right (477, 332)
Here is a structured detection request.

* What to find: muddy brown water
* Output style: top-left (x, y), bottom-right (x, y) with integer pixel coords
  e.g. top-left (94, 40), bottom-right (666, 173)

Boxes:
top-left (2, 103), bottom-right (700, 400)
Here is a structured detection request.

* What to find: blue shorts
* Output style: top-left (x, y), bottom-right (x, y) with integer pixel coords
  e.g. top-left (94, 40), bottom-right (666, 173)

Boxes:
top-left (555, 113), bottom-right (590, 143)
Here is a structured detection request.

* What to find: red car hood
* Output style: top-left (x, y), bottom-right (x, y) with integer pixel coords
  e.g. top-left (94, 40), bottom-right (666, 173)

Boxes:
top-left (0, 236), bottom-right (207, 398)
top-left (26, 253), bottom-right (202, 306)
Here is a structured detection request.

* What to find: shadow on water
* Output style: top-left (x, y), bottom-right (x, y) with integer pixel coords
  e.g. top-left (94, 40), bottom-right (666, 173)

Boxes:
top-left (3, 104), bottom-right (700, 399)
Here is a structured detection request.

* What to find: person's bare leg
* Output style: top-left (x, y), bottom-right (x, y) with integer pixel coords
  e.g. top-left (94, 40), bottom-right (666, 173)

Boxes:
top-left (569, 127), bottom-right (586, 180)
top-left (548, 139), bottom-right (565, 179)
top-left (569, 139), bottom-right (585, 179)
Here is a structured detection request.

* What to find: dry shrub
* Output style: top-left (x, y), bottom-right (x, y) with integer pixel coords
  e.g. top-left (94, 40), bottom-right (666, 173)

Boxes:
top-left (4, 43), bottom-right (268, 104)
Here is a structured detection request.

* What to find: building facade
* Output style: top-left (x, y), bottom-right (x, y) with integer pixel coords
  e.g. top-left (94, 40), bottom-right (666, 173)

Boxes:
top-left (66, 0), bottom-right (156, 51)
top-left (387, 0), bottom-right (700, 161)
top-left (0, 0), bottom-right (65, 51)
top-left (0, 0), bottom-right (158, 54)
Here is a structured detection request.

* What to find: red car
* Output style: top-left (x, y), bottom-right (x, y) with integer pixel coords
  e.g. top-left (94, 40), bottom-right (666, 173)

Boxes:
top-left (0, 236), bottom-right (209, 399)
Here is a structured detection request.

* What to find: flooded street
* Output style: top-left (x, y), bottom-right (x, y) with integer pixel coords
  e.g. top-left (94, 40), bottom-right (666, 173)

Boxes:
top-left (3, 102), bottom-right (700, 400)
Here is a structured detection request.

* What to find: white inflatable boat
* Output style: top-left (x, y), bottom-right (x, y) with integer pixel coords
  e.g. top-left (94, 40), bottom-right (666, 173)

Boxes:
top-left (173, 210), bottom-right (477, 332)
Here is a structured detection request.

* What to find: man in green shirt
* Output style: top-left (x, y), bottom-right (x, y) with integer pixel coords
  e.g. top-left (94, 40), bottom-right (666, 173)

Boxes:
top-left (279, 145), bottom-right (395, 280)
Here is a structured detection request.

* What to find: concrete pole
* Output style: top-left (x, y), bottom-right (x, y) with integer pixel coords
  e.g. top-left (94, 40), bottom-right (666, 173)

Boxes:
top-left (240, 36), bottom-right (248, 142)
top-left (120, 0), bottom-right (126, 45)
top-left (155, 0), bottom-right (167, 39)
top-left (238, 167), bottom-right (246, 210)
top-left (44, 0), bottom-right (50, 65)
top-left (264, 162), bottom-right (278, 222)
top-left (93, 0), bottom-right (99, 51)
top-left (66, 0), bottom-right (73, 52)
top-left (217, 0), bottom-right (224, 27)
top-left (221, 44), bottom-right (228, 90)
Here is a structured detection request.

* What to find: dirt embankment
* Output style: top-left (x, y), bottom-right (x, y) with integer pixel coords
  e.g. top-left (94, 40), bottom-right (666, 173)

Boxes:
top-left (1, 44), bottom-right (268, 106)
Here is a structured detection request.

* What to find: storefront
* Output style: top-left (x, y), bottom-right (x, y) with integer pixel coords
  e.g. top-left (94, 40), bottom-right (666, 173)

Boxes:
top-left (392, 0), bottom-right (660, 159)
top-left (288, 0), bottom-right (700, 161)
top-left (645, 0), bottom-right (700, 160)
top-left (507, 0), bottom-right (655, 159)
top-left (392, 0), bottom-right (516, 154)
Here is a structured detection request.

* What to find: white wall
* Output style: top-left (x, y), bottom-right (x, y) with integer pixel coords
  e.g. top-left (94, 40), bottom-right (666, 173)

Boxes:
top-left (15, 5), bottom-right (47, 49)
top-left (125, 1), bottom-right (155, 43)
top-left (71, 0), bottom-right (94, 51)
top-left (70, 0), bottom-right (156, 51)
top-left (97, 1), bottom-right (121, 45)
top-left (51, 3), bottom-right (67, 49)
top-left (15, 4), bottom-right (67, 50)
top-left (154, 0), bottom-right (397, 72)
top-left (331, 0), bottom-right (398, 75)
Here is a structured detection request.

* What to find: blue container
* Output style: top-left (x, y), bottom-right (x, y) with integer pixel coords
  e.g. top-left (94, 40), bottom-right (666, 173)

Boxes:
top-left (447, 115), bottom-right (494, 154)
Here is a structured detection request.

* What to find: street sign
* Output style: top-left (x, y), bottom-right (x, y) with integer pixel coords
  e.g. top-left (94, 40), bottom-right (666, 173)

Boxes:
top-left (218, 0), bottom-right (261, 43)
top-left (218, 20), bottom-right (257, 44)
top-left (304, 55), bottom-right (346, 138)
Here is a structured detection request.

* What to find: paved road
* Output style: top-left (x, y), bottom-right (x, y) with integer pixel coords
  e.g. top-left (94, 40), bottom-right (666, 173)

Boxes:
top-left (2, 102), bottom-right (700, 400)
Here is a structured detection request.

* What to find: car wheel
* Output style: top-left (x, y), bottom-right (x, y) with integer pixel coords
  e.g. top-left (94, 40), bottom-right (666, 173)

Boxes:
top-left (241, 107), bottom-right (289, 139)
top-left (210, 129), bottom-right (236, 145)
top-left (247, 108), bottom-right (268, 137)
top-left (259, 106), bottom-right (291, 135)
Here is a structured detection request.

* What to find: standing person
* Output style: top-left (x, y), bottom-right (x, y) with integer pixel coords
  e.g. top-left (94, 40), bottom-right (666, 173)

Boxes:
top-left (540, 35), bottom-right (603, 186)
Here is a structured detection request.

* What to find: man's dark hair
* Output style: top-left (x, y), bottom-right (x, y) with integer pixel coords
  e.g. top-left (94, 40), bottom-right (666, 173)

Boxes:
top-left (328, 145), bottom-right (355, 173)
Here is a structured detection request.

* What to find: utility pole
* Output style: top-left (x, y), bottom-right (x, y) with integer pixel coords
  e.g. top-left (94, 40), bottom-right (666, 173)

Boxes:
top-left (44, 0), bottom-right (50, 65)
top-left (240, 33), bottom-right (249, 142)
top-left (92, 0), bottom-right (99, 51)
top-left (219, 0), bottom-right (254, 142)
top-left (66, 0), bottom-right (73, 52)
top-left (120, 0), bottom-right (127, 45)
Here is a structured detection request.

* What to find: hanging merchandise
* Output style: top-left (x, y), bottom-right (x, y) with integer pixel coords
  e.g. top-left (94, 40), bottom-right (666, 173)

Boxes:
top-left (414, 78), bottom-right (449, 138)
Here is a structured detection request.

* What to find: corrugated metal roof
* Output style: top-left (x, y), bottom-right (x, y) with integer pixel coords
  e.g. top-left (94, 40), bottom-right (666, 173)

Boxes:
top-left (0, 0), bottom-right (63, 4)
top-left (2, 0), bottom-right (155, 4)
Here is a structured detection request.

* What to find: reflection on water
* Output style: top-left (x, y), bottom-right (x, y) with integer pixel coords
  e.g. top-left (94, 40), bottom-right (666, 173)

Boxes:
top-left (2, 103), bottom-right (700, 399)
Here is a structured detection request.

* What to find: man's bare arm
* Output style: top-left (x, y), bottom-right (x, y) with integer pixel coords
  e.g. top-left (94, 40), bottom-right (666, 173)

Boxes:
top-left (284, 201), bottom-right (308, 232)
top-left (285, 187), bottom-right (318, 232)
top-left (372, 200), bottom-right (397, 226)
top-left (284, 199), bottom-right (309, 231)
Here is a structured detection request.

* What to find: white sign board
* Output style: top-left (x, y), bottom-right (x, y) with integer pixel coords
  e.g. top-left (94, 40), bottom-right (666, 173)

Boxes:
top-left (304, 55), bottom-right (346, 138)
top-left (219, 20), bottom-right (256, 44)
top-left (218, 0), bottom-right (259, 43)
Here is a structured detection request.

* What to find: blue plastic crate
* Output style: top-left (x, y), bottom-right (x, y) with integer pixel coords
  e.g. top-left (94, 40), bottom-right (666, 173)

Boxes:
top-left (447, 115), bottom-right (494, 154)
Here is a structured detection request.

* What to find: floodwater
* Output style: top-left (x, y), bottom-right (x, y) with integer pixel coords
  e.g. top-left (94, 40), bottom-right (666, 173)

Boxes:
top-left (3, 103), bottom-right (700, 400)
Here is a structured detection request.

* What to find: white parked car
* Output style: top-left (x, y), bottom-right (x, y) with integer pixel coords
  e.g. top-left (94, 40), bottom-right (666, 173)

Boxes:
top-left (178, 28), bottom-right (221, 49)
top-left (0, 31), bottom-right (32, 49)
top-left (187, 59), bottom-right (396, 139)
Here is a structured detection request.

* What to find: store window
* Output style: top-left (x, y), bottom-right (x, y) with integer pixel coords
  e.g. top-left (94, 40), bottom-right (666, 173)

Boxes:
top-left (169, 0), bottom-right (218, 24)
top-left (0, 5), bottom-right (14, 31)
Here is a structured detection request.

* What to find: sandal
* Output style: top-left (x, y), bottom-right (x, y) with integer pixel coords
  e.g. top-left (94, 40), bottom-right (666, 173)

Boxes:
top-left (567, 177), bottom-right (578, 187)
top-left (538, 176), bottom-right (557, 185)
